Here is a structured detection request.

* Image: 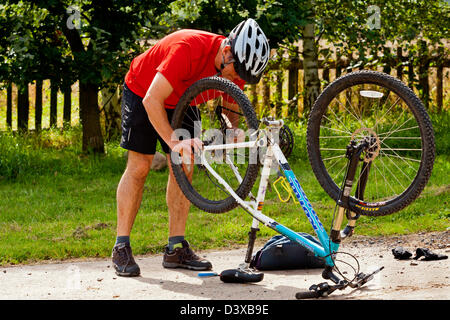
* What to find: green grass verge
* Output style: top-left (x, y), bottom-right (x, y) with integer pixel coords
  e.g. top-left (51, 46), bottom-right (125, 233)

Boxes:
top-left (0, 124), bottom-right (448, 266)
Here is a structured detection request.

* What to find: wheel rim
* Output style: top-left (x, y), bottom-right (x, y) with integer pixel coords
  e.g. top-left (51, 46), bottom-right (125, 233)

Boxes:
top-left (171, 80), bottom-right (259, 208)
top-left (316, 82), bottom-right (425, 206)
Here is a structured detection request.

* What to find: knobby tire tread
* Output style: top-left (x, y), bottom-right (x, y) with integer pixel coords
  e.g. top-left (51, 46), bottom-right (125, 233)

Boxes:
top-left (306, 70), bottom-right (435, 216)
top-left (170, 77), bottom-right (260, 214)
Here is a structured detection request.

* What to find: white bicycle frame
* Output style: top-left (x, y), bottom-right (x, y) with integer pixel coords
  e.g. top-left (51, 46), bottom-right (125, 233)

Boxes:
top-left (200, 119), bottom-right (339, 267)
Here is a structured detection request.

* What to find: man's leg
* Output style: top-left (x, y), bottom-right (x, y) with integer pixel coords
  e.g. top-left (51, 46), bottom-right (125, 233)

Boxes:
top-left (117, 151), bottom-right (154, 236)
top-left (162, 154), bottom-right (212, 270)
top-left (113, 150), bottom-right (153, 277)
top-left (166, 154), bottom-right (192, 238)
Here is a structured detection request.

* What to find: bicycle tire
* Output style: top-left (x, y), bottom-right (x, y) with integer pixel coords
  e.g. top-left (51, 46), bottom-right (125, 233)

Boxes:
top-left (170, 77), bottom-right (260, 213)
top-left (307, 70), bottom-right (435, 216)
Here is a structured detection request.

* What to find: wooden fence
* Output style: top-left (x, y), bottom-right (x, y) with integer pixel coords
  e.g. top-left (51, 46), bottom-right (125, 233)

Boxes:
top-left (1, 46), bottom-right (449, 132)
top-left (0, 80), bottom-right (76, 131)
top-left (248, 46), bottom-right (449, 118)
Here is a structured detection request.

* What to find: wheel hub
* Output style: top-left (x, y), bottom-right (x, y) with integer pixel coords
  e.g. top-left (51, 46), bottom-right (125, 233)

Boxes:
top-left (351, 128), bottom-right (381, 162)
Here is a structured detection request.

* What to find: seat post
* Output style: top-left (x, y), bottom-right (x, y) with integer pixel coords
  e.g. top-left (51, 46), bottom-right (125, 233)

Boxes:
top-left (244, 222), bottom-right (260, 266)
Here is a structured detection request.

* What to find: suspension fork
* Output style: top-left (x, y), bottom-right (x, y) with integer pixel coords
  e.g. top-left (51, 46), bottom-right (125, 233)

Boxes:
top-left (341, 160), bottom-right (372, 238)
top-left (330, 141), bottom-right (368, 244)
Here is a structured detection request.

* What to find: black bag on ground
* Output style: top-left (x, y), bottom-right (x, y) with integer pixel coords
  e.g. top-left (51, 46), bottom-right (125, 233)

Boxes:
top-left (250, 233), bottom-right (326, 271)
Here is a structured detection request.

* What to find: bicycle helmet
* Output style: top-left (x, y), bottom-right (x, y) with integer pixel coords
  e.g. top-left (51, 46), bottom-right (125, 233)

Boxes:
top-left (228, 18), bottom-right (270, 84)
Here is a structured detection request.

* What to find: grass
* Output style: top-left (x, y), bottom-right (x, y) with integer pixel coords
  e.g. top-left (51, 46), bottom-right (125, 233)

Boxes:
top-left (0, 120), bottom-right (448, 266)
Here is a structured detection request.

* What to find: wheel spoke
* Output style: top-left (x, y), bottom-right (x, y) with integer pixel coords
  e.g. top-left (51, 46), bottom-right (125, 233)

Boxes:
top-left (324, 108), bottom-right (354, 135)
top-left (379, 151), bottom-right (414, 182)
top-left (309, 72), bottom-right (434, 214)
top-left (322, 154), bottom-right (346, 161)
top-left (372, 161), bottom-right (398, 198)
top-left (379, 156), bottom-right (405, 191)
top-left (379, 151), bottom-right (421, 163)
top-left (320, 125), bottom-right (352, 135)
top-left (379, 139), bottom-right (421, 171)
top-left (319, 135), bottom-right (353, 139)
top-left (334, 95), bottom-right (364, 127)
top-left (377, 125), bottom-right (419, 136)
top-left (378, 115), bottom-right (415, 145)
top-left (373, 96), bottom-right (401, 129)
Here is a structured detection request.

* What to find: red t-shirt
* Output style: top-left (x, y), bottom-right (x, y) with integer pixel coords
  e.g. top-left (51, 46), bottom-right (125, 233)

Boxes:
top-left (124, 29), bottom-right (245, 109)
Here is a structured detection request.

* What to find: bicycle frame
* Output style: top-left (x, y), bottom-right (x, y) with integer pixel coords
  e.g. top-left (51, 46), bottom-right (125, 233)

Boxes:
top-left (200, 120), bottom-right (340, 268)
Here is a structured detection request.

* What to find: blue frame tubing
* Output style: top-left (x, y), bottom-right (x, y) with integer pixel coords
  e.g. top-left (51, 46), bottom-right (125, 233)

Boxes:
top-left (272, 144), bottom-right (339, 267)
top-left (201, 123), bottom-right (341, 268)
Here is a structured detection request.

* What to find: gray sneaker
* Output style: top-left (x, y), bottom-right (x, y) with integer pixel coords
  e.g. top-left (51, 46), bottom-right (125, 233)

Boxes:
top-left (162, 240), bottom-right (212, 271)
top-left (112, 242), bottom-right (141, 277)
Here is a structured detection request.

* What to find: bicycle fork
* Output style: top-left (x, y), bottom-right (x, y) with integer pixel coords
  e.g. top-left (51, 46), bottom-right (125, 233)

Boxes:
top-left (331, 140), bottom-right (371, 245)
top-left (315, 140), bottom-right (382, 293)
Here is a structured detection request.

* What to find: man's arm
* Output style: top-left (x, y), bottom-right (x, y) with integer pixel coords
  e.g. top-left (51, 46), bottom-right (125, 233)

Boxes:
top-left (142, 72), bottom-right (202, 156)
top-left (222, 100), bottom-right (246, 143)
top-left (222, 100), bottom-right (240, 128)
top-left (142, 72), bottom-right (177, 150)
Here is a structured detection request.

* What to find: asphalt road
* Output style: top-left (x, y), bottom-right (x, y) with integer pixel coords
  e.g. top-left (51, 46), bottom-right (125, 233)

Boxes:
top-left (1, 232), bottom-right (448, 300)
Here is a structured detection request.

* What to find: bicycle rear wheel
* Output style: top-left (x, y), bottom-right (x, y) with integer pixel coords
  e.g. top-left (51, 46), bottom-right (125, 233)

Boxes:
top-left (307, 71), bottom-right (435, 216)
top-left (170, 77), bottom-right (260, 213)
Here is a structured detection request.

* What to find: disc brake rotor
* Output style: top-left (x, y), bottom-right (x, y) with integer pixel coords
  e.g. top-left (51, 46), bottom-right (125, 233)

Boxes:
top-left (350, 127), bottom-right (380, 162)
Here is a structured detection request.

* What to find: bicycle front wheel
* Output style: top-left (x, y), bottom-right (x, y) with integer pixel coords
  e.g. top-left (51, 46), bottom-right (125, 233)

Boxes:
top-left (170, 77), bottom-right (260, 213)
top-left (307, 71), bottom-right (435, 216)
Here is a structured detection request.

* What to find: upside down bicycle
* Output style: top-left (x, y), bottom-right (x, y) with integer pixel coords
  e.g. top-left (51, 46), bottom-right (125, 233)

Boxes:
top-left (168, 70), bottom-right (435, 298)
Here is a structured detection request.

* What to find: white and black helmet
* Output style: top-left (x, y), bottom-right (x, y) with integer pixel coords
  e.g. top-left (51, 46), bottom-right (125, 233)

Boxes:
top-left (228, 18), bottom-right (270, 84)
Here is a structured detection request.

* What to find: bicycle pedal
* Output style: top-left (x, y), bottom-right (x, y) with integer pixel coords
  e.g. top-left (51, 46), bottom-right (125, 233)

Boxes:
top-left (309, 282), bottom-right (329, 292)
top-left (354, 266), bottom-right (384, 287)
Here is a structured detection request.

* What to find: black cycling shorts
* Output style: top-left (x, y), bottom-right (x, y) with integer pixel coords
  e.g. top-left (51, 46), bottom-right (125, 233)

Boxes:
top-left (120, 83), bottom-right (199, 155)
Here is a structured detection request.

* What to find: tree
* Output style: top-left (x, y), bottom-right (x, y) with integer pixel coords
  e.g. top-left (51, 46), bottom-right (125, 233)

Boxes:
top-left (0, 1), bottom-right (72, 130)
top-left (163, 0), bottom-right (314, 116)
top-left (258, 0), bottom-right (450, 115)
top-left (4, 0), bottom-right (171, 153)
top-left (315, 0), bottom-right (449, 109)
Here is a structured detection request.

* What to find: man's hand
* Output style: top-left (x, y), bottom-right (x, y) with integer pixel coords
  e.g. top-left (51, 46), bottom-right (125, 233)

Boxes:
top-left (226, 128), bottom-right (245, 144)
top-left (172, 137), bottom-right (203, 165)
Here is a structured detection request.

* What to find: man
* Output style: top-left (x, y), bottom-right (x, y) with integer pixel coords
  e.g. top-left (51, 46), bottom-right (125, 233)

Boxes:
top-left (112, 18), bottom-right (270, 276)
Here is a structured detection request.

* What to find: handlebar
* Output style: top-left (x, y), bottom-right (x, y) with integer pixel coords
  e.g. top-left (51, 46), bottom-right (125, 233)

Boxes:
top-left (295, 282), bottom-right (342, 299)
top-left (261, 117), bottom-right (284, 127)
top-left (295, 290), bottom-right (321, 299)
top-left (295, 266), bottom-right (384, 299)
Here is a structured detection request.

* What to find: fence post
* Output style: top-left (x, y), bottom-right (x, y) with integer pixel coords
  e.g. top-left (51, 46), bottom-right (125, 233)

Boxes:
top-left (6, 84), bottom-right (12, 129)
top-left (407, 52), bottom-right (415, 90)
top-left (50, 81), bottom-right (58, 128)
top-left (396, 47), bottom-right (403, 81)
top-left (261, 75), bottom-right (270, 116)
top-left (383, 46), bottom-right (391, 75)
top-left (35, 80), bottom-right (43, 131)
top-left (288, 50), bottom-right (299, 107)
top-left (17, 84), bottom-right (29, 131)
top-left (436, 47), bottom-right (444, 113)
top-left (418, 40), bottom-right (430, 109)
top-left (322, 62), bottom-right (330, 86)
top-left (63, 85), bottom-right (72, 126)
top-left (275, 70), bottom-right (283, 117)
top-left (336, 48), bottom-right (342, 78)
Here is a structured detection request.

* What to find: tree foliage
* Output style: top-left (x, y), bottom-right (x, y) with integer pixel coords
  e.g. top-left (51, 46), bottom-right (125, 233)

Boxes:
top-left (161, 0), bottom-right (313, 48)
top-left (1, 0), bottom-right (448, 148)
top-left (1, 0), bottom-right (172, 152)
top-left (0, 2), bottom-right (74, 90)
top-left (314, 0), bottom-right (449, 62)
